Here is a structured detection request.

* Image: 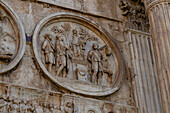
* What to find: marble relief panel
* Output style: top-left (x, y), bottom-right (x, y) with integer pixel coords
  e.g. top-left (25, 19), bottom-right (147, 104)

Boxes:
top-left (33, 14), bottom-right (124, 96)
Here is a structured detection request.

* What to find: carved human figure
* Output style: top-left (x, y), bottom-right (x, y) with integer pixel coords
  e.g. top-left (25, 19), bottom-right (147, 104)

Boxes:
top-left (49, 103), bottom-right (63, 113)
top-left (99, 45), bottom-right (113, 84)
top-left (55, 35), bottom-right (69, 77)
top-left (64, 101), bottom-right (74, 113)
top-left (20, 98), bottom-right (28, 113)
top-left (27, 101), bottom-right (35, 113)
top-left (87, 43), bottom-right (103, 85)
top-left (0, 95), bottom-right (7, 112)
top-left (71, 29), bottom-right (80, 59)
top-left (78, 29), bottom-right (87, 60)
top-left (6, 96), bottom-right (13, 112)
top-left (52, 104), bottom-right (63, 113)
top-left (42, 34), bottom-right (55, 73)
top-left (31, 102), bottom-right (36, 113)
top-left (35, 102), bottom-right (43, 113)
top-left (11, 98), bottom-right (19, 113)
top-left (42, 102), bottom-right (50, 113)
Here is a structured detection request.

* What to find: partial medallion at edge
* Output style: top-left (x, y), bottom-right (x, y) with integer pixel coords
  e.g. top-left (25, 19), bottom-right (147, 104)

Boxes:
top-left (0, 1), bottom-right (26, 74)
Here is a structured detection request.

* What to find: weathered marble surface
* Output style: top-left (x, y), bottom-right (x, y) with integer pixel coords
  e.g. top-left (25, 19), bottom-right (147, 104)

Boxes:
top-left (0, 82), bottom-right (137, 113)
top-left (31, 0), bottom-right (119, 21)
top-left (0, 0), bottom-right (153, 113)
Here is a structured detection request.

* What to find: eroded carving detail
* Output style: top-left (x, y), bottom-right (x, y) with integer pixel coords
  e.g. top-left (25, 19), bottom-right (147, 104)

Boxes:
top-left (119, 0), bottom-right (150, 32)
top-left (0, 83), bottom-right (137, 113)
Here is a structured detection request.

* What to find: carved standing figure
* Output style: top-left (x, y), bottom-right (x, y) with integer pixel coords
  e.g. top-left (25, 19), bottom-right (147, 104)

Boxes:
top-left (78, 28), bottom-right (87, 60)
top-left (35, 102), bottom-right (43, 113)
top-left (11, 98), bottom-right (19, 113)
top-left (0, 95), bottom-right (7, 113)
top-left (42, 34), bottom-right (55, 73)
top-left (87, 43), bottom-right (103, 85)
top-left (20, 99), bottom-right (28, 113)
top-left (99, 45), bottom-right (113, 85)
top-left (71, 29), bottom-right (80, 59)
top-left (55, 35), bottom-right (69, 77)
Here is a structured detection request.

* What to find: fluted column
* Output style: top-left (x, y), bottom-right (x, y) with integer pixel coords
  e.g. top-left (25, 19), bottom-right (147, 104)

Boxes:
top-left (145, 0), bottom-right (170, 112)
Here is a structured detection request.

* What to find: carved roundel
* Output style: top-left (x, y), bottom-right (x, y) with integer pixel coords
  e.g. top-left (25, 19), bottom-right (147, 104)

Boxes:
top-left (33, 13), bottom-right (124, 96)
top-left (0, 1), bottom-right (26, 73)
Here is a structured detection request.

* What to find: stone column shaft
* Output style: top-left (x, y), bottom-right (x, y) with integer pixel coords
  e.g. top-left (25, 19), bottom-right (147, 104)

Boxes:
top-left (145, 0), bottom-right (170, 112)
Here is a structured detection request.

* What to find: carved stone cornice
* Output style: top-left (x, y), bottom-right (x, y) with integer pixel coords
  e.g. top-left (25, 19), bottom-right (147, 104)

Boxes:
top-left (146, 0), bottom-right (170, 13)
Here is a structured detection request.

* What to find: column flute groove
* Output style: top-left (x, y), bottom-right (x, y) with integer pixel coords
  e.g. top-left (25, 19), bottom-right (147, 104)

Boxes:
top-left (145, 0), bottom-right (170, 112)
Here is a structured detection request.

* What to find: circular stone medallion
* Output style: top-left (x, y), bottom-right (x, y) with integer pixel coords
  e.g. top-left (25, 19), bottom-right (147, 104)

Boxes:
top-left (33, 14), bottom-right (124, 96)
top-left (0, 1), bottom-right (26, 73)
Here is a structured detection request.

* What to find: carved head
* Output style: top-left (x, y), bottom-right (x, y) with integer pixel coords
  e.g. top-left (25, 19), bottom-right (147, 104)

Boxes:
top-left (105, 47), bottom-right (112, 56)
top-left (72, 29), bottom-right (77, 35)
top-left (0, 10), bottom-right (7, 21)
top-left (64, 101), bottom-right (74, 113)
top-left (92, 43), bottom-right (99, 50)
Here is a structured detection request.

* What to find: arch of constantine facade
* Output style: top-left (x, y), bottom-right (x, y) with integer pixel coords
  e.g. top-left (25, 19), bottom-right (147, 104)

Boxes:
top-left (0, 0), bottom-right (169, 113)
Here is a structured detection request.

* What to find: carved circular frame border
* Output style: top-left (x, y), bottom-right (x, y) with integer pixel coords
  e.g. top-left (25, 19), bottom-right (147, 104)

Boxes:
top-left (32, 13), bottom-right (124, 96)
top-left (0, 1), bottom-right (26, 74)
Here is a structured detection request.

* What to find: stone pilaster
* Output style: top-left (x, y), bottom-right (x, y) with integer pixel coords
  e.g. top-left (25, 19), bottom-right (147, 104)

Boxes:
top-left (145, 0), bottom-right (170, 112)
